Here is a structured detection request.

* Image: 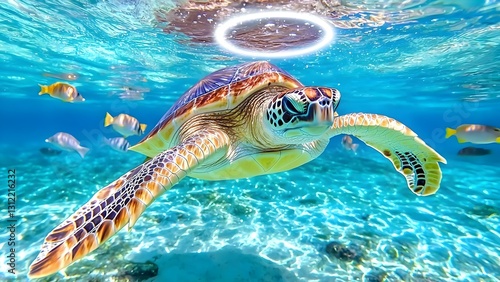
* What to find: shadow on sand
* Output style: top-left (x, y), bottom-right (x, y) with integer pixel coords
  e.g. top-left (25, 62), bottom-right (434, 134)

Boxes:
top-left (150, 247), bottom-right (299, 282)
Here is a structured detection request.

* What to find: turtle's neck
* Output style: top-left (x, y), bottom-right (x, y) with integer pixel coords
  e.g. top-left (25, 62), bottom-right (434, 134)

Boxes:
top-left (176, 86), bottom-right (292, 151)
top-left (238, 87), bottom-right (293, 150)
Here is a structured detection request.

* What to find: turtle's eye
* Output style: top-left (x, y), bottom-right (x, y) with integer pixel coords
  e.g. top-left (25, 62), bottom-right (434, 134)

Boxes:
top-left (282, 95), bottom-right (305, 115)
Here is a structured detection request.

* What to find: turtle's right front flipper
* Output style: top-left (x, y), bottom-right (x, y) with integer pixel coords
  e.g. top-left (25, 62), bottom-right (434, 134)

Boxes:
top-left (327, 113), bottom-right (446, 196)
top-left (28, 129), bottom-right (230, 279)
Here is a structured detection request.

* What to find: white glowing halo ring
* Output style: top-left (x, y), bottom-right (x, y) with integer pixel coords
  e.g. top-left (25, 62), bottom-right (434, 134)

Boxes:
top-left (214, 11), bottom-right (335, 58)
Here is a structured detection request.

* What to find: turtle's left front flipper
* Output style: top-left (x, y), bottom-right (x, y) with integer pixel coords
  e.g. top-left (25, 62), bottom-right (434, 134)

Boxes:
top-left (328, 113), bottom-right (446, 196)
top-left (28, 129), bottom-right (230, 279)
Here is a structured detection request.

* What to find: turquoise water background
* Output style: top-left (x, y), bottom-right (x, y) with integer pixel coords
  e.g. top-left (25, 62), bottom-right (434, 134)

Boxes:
top-left (1, 0), bottom-right (499, 281)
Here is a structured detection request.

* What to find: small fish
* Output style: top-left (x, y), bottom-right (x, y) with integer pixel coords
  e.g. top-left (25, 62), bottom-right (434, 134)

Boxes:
top-left (446, 124), bottom-right (500, 144)
top-left (104, 112), bottom-right (147, 137)
top-left (39, 82), bottom-right (85, 102)
top-left (341, 135), bottom-right (359, 153)
top-left (39, 147), bottom-right (62, 156)
top-left (102, 137), bottom-right (130, 152)
top-left (123, 86), bottom-right (150, 93)
top-left (118, 89), bottom-right (144, 101)
top-left (45, 132), bottom-right (89, 158)
top-left (457, 147), bottom-right (491, 156)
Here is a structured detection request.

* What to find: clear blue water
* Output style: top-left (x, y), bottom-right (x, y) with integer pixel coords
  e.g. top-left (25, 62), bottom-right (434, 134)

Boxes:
top-left (1, 0), bottom-right (500, 281)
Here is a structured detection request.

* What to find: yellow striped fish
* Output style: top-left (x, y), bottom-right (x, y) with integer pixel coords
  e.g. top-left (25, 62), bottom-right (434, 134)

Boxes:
top-left (446, 124), bottom-right (500, 144)
top-left (39, 82), bottom-right (85, 102)
top-left (104, 112), bottom-right (147, 137)
top-left (102, 137), bottom-right (130, 152)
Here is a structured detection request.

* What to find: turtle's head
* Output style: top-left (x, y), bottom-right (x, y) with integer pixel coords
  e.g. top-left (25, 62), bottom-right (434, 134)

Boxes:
top-left (264, 87), bottom-right (341, 143)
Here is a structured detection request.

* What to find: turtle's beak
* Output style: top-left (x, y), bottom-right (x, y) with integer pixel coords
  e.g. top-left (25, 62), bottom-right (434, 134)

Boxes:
top-left (298, 96), bottom-right (336, 125)
top-left (288, 97), bottom-right (333, 136)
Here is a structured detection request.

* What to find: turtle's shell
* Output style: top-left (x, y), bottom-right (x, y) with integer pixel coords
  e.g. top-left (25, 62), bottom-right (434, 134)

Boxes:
top-left (129, 61), bottom-right (303, 157)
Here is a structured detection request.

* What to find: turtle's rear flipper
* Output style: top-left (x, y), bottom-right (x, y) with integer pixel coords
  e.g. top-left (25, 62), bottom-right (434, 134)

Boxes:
top-left (329, 113), bottom-right (447, 196)
top-left (28, 129), bottom-right (229, 278)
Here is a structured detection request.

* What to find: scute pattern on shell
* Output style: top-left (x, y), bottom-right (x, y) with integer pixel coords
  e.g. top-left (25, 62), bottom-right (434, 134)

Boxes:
top-left (139, 61), bottom-right (293, 143)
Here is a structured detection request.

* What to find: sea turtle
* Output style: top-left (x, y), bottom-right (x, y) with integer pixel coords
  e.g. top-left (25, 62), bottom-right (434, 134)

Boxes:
top-left (28, 61), bottom-right (446, 278)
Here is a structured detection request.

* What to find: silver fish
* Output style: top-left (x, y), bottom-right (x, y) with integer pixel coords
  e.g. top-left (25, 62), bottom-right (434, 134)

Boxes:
top-left (45, 132), bottom-right (89, 158)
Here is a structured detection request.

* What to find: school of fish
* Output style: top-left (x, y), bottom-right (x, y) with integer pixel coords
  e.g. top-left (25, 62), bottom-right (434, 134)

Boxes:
top-left (40, 80), bottom-right (146, 157)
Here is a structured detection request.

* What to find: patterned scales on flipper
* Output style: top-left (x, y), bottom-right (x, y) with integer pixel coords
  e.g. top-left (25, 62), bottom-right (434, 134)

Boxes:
top-left (28, 129), bottom-right (230, 278)
top-left (329, 113), bottom-right (446, 196)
